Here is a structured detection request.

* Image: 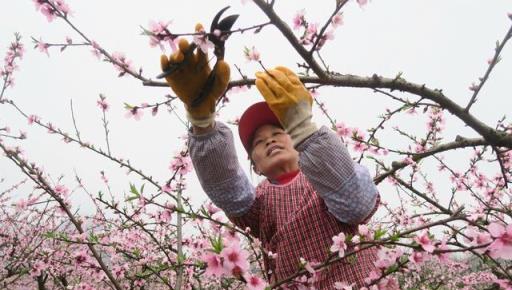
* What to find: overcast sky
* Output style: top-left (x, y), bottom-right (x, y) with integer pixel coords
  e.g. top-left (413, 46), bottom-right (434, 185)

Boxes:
top-left (1, 1), bottom-right (511, 214)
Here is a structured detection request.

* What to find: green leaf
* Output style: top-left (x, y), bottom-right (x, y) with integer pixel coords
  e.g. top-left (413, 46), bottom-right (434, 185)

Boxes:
top-left (390, 232), bottom-right (401, 242)
top-left (43, 231), bottom-right (56, 239)
top-left (373, 228), bottom-right (386, 240)
top-left (129, 183), bottom-right (139, 196)
top-left (209, 235), bottom-right (223, 254)
top-left (125, 183), bottom-right (140, 201)
top-left (88, 232), bottom-right (99, 244)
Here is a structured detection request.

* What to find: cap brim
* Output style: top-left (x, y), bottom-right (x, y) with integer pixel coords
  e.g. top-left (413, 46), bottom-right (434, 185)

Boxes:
top-left (238, 102), bottom-right (281, 154)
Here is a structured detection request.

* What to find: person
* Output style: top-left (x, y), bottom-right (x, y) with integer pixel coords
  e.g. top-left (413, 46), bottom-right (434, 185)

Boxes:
top-left (160, 32), bottom-right (380, 289)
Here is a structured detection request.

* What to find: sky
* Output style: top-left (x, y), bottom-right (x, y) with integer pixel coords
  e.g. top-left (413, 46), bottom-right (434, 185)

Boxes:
top-left (1, 0), bottom-right (511, 215)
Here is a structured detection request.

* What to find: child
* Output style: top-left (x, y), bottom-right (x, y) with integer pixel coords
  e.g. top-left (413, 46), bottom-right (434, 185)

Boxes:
top-left (161, 37), bottom-right (380, 289)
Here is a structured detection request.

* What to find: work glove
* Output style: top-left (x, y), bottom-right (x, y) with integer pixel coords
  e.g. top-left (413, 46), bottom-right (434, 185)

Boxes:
top-left (160, 24), bottom-right (230, 128)
top-left (255, 66), bottom-right (317, 147)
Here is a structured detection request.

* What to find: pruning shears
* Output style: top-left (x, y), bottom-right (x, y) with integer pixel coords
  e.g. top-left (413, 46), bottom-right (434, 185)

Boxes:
top-left (156, 6), bottom-right (239, 107)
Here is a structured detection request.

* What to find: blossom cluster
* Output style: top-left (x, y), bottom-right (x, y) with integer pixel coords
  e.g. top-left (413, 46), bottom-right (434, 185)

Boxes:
top-left (33, 0), bottom-right (71, 22)
top-left (1, 34), bottom-right (24, 92)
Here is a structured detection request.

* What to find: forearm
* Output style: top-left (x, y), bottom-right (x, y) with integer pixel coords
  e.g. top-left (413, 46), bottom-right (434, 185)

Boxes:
top-left (297, 126), bottom-right (378, 224)
top-left (188, 122), bottom-right (255, 216)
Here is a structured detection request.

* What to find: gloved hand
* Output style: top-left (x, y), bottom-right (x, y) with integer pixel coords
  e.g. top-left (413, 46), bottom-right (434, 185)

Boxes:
top-left (255, 66), bottom-right (317, 147)
top-left (160, 24), bottom-right (230, 128)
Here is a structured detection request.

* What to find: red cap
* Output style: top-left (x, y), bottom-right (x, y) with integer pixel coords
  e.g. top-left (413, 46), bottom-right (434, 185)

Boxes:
top-left (238, 102), bottom-right (281, 154)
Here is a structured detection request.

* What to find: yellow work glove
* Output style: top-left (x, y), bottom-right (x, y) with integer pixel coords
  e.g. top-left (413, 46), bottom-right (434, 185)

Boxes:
top-left (255, 66), bottom-right (317, 147)
top-left (160, 24), bottom-right (230, 128)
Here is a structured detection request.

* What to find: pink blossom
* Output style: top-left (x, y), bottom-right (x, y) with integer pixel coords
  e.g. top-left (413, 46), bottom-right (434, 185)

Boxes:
top-left (206, 202), bottom-right (220, 215)
top-left (54, 0), bottom-right (70, 15)
top-left (334, 281), bottom-right (355, 289)
top-left (54, 184), bottom-right (69, 197)
top-left (125, 107), bottom-right (143, 120)
top-left (36, 38), bottom-right (50, 56)
top-left (293, 10), bottom-right (306, 30)
top-left (221, 243), bottom-right (250, 275)
top-left (96, 96), bottom-right (109, 111)
top-left (161, 182), bottom-right (175, 193)
top-left (414, 231), bottom-right (435, 253)
top-left (243, 273), bottom-right (268, 290)
top-left (465, 226), bottom-right (492, 253)
top-left (307, 22), bottom-right (318, 36)
top-left (35, 1), bottom-right (57, 22)
top-left (358, 224), bottom-right (369, 237)
top-left (74, 249), bottom-right (89, 265)
top-left (331, 13), bottom-right (344, 28)
top-left (330, 232), bottom-right (347, 257)
top-left (409, 251), bottom-right (426, 265)
top-left (244, 46), bottom-right (260, 62)
top-left (357, 0), bottom-right (369, 7)
top-left (436, 238), bottom-right (451, 263)
top-left (374, 247), bottom-right (402, 269)
top-left (30, 260), bottom-right (48, 277)
top-left (335, 122), bottom-right (351, 137)
top-left (148, 20), bottom-right (172, 50)
top-left (111, 51), bottom-right (134, 74)
top-left (90, 41), bottom-right (101, 59)
top-left (193, 26), bottom-right (214, 53)
top-left (352, 141), bottom-right (367, 152)
top-left (377, 277), bottom-right (400, 290)
top-left (487, 222), bottom-right (512, 259)
top-left (169, 152), bottom-right (192, 175)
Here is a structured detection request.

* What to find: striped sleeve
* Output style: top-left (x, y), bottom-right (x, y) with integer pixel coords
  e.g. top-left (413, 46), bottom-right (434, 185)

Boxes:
top-left (188, 122), bottom-right (255, 217)
top-left (296, 126), bottom-right (378, 224)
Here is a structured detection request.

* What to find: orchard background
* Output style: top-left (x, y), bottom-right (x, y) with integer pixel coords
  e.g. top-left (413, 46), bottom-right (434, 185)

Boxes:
top-left (1, 0), bottom-right (511, 289)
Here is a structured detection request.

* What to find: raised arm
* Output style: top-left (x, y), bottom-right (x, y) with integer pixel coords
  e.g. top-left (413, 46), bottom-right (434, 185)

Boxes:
top-left (255, 66), bottom-right (378, 224)
top-left (188, 122), bottom-right (255, 217)
top-left (159, 31), bottom-right (258, 228)
top-left (297, 126), bottom-right (378, 224)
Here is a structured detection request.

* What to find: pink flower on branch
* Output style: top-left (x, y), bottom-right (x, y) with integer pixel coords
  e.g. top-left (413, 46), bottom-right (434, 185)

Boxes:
top-left (90, 41), bottom-right (101, 59)
top-left (54, 184), bottom-right (69, 197)
top-left (124, 107), bottom-right (143, 120)
top-left (169, 151), bottom-right (192, 175)
top-left (487, 222), bottom-right (512, 259)
top-left (357, 0), bottom-right (369, 8)
top-left (203, 252), bottom-right (225, 277)
top-left (147, 20), bottom-right (174, 50)
top-left (220, 243), bottom-right (250, 276)
top-left (414, 231), bottom-right (435, 253)
top-left (334, 281), bottom-right (355, 290)
top-left (96, 95), bottom-right (109, 112)
top-left (335, 122), bottom-right (351, 137)
top-left (111, 51), bottom-right (134, 76)
top-left (331, 13), bottom-right (344, 28)
top-left (243, 273), bottom-right (268, 290)
top-left (330, 232), bottom-right (347, 257)
top-left (35, 38), bottom-right (50, 56)
top-left (33, 0), bottom-right (71, 21)
top-left (193, 25), bottom-right (214, 54)
top-left (465, 226), bottom-right (492, 253)
top-left (244, 46), bottom-right (260, 62)
top-left (293, 9), bottom-right (306, 30)
top-left (28, 114), bottom-right (41, 125)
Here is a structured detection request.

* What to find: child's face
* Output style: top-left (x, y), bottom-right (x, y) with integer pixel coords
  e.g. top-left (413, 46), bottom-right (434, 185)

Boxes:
top-left (250, 124), bottom-right (299, 179)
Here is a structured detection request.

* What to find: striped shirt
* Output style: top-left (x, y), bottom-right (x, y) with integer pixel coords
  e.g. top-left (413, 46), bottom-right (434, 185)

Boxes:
top-left (189, 122), bottom-right (379, 288)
